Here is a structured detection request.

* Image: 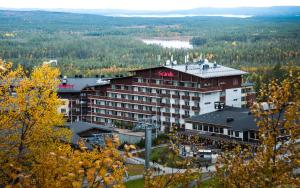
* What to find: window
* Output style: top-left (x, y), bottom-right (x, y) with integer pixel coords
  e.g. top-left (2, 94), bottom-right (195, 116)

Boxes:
top-left (197, 124), bottom-right (202, 130)
top-left (235, 131), bottom-right (239, 137)
top-left (220, 91), bottom-right (225, 97)
top-left (218, 81), bottom-right (226, 86)
top-left (157, 98), bottom-right (162, 103)
top-left (175, 91), bottom-right (180, 96)
top-left (214, 127), bottom-right (219, 133)
top-left (185, 110), bottom-right (190, 116)
top-left (233, 89), bottom-right (238, 92)
top-left (185, 101), bottom-right (189, 106)
top-left (138, 78), bottom-right (143, 83)
top-left (233, 99), bottom-right (238, 101)
top-left (165, 99), bottom-right (170, 104)
top-left (233, 79), bottom-right (239, 86)
top-left (156, 80), bottom-right (162, 85)
top-left (191, 83), bottom-right (197, 88)
top-left (146, 88), bottom-right (152, 93)
top-left (193, 124), bottom-right (197, 130)
top-left (61, 108), bottom-right (66, 113)
top-left (220, 128), bottom-right (224, 134)
top-left (184, 91), bottom-right (189, 96)
top-left (250, 132), bottom-right (255, 139)
top-left (165, 108), bottom-right (170, 113)
top-left (128, 95), bottom-right (134, 100)
top-left (138, 114), bottom-right (143, 118)
top-left (209, 126), bottom-right (213, 132)
top-left (204, 102), bottom-right (211, 105)
top-left (203, 125), bottom-right (208, 131)
top-left (138, 105), bottom-right (143, 110)
top-left (175, 109), bottom-right (180, 114)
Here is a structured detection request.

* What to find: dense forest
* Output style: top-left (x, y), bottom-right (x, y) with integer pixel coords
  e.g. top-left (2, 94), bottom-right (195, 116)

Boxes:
top-left (0, 10), bottom-right (300, 76)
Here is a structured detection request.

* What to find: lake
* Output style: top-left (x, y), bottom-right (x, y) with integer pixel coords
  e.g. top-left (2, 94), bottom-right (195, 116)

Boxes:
top-left (142, 39), bottom-right (193, 49)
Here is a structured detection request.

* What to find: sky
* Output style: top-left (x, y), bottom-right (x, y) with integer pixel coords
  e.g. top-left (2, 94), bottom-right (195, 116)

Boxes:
top-left (1, 0), bottom-right (300, 11)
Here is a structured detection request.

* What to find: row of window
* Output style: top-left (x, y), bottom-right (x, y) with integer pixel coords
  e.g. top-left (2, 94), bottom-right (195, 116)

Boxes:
top-left (111, 85), bottom-right (203, 97)
top-left (192, 124), bottom-right (224, 134)
top-left (133, 77), bottom-right (239, 87)
top-left (95, 99), bottom-right (201, 112)
top-left (93, 101), bottom-right (197, 117)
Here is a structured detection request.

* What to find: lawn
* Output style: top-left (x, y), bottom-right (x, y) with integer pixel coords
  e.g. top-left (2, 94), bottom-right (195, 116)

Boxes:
top-left (137, 146), bottom-right (186, 168)
top-left (125, 178), bottom-right (144, 188)
top-left (126, 164), bottom-right (145, 176)
top-left (125, 176), bottom-right (221, 188)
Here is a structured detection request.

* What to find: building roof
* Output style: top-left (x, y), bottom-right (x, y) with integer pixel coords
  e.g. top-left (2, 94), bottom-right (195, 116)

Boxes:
top-left (58, 77), bottom-right (110, 93)
top-left (66, 121), bottom-right (116, 146)
top-left (165, 61), bottom-right (247, 78)
top-left (186, 106), bottom-right (258, 131)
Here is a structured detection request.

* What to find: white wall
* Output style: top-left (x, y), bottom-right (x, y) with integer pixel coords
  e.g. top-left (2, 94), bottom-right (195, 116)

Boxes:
top-left (200, 92), bottom-right (220, 114)
top-left (225, 88), bottom-right (242, 108)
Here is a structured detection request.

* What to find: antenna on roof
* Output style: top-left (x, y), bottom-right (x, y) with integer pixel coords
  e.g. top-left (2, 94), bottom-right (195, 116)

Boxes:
top-left (166, 60), bottom-right (171, 66)
top-left (157, 55), bottom-right (161, 63)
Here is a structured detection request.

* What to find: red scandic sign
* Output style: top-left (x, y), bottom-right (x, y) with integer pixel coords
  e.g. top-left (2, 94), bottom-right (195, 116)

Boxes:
top-left (59, 84), bottom-right (74, 89)
top-left (158, 71), bottom-right (174, 77)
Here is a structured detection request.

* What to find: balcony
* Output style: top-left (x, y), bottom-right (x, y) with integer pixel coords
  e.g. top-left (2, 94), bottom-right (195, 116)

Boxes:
top-left (162, 112), bottom-right (171, 117)
top-left (192, 106), bottom-right (200, 111)
top-left (171, 95), bottom-right (180, 99)
top-left (132, 82), bottom-right (221, 93)
top-left (182, 96), bottom-right (190, 100)
top-left (90, 104), bottom-right (157, 115)
top-left (89, 95), bottom-right (168, 107)
top-left (181, 105), bottom-right (190, 110)
top-left (192, 96), bottom-right (200, 101)
top-left (91, 112), bottom-right (137, 122)
top-left (172, 104), bottom-right (180, 108)
top-left (172, 114), bottom-right (180, 118)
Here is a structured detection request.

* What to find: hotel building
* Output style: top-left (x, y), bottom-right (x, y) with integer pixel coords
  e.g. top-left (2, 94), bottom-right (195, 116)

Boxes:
top-left (87, 60), bottom-right (249, 131)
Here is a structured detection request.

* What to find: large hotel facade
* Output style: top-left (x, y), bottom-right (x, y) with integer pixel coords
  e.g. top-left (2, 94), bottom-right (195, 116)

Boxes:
top-left (82, 60), bottom-right (252, 131)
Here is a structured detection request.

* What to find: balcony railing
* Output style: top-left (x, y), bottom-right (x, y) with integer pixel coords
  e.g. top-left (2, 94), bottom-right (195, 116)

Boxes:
top-left (90, 104), bottom-right (156, 115)
top-left (89, 95), bottom-right (168, 107)
top-left (132, 82), bottom-right (221, 93)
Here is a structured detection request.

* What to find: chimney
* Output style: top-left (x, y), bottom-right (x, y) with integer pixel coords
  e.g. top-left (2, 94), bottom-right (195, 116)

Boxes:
top-left (62, 76), bottom-right (67, 85)
top-left (226, 117), bottom-right (234, 123)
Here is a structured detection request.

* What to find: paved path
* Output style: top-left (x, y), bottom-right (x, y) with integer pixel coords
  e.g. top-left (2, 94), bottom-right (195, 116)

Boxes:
top-left (125, 156), bottom-right (216, 182)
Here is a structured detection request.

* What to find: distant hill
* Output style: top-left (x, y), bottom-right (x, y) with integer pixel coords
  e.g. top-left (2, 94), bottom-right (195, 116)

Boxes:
top-left (2, 6), bottom-right (299, 17)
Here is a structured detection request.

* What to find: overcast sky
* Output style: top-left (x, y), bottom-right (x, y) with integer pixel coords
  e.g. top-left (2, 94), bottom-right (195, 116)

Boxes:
top-left (1, 0), bottom-right (300, 10)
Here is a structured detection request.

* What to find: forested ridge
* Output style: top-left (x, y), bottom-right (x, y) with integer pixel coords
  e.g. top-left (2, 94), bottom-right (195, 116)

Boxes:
top-left (0, 10), bottom-right (299, 76)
